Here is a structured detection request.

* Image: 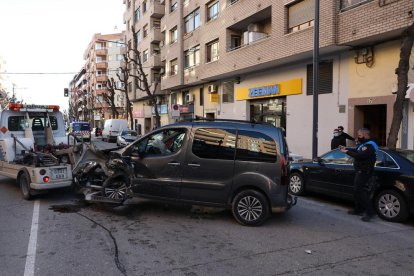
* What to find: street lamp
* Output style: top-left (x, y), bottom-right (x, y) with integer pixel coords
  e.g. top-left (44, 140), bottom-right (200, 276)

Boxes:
top-left (312, 0), bottom-right (320, 159)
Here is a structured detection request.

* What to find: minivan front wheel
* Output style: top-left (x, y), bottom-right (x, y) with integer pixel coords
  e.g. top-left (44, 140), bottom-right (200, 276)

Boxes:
top-left (232, 189), bottom-right (269, 226)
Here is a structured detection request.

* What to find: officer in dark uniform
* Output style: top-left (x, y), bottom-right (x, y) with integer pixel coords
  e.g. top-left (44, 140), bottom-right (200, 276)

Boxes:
top-left (339, 128), bottom-right (378, 222)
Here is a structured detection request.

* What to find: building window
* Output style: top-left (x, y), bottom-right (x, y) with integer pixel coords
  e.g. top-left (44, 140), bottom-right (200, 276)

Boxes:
top-left (184, 8), bottom-right (201, 33)
top-left (229, 0), bottom-right (239, 5)
top-left (207, 1), bottom-right (220, 22)
top-left (287, 0), bottom-right (314, 33)
top-left (199, 87), bottom-right (204, 106)
top-left (153, 19), bottom-right (161, 29)
top-left (143, 24), bottom-right (148, 38)
top-left (182, 91), bottom-right (190, 104)
top-left (143, 0), bottom-right (147, 12)
top-left (340, 0), bottom-right (371, 10)
top-left (143, 50), bottom-right (148, 62)
top-left (184, 45), bottom-right (200, 68)
top-left (306, 61), bottom-right (333, 95)
top-left (171, 93), bottom-right (177, 104)
top-left (170, 26), bottom-right (178, 44)
top-left (222, 81), bottom-right (234, 103)
top-left (136, 30), bottom-right (142, 44)
top-left (170, 59), bottom-right (178, 75)
top-left (206, 39), bottom-right (219, 62)
top-left (170, 0), bottom-right (178, 12)
top-left (230, 35), bottom-right (241, 50)
top-left (134, 7), bottom-right (141, 23)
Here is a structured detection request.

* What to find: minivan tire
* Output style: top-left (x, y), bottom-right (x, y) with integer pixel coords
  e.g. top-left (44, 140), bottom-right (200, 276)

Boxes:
top-left (232, 189), bottom-right (269, 226)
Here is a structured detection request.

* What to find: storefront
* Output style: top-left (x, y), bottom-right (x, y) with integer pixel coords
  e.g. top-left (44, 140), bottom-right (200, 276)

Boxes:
top-left (236, 79), bottom-right (302, 131)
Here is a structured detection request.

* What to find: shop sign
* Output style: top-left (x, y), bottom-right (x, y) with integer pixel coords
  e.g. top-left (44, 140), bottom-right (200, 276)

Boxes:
top-left (236, 78), bottom-right (302, 101)
top-left (171, 104), bottom-right (180, 117)
top-left (210, 93), bottom-right (220, 102)
top-left (133, 110), bottom-right (144, 118)
top-left (151, 104), bottom-right (168, 115)
top-left (179, 104), bottom-right (194, 113)
top-left (248, 85), bottom-right (279, 97)
top-left (94, 115), bottom-right (101, 120)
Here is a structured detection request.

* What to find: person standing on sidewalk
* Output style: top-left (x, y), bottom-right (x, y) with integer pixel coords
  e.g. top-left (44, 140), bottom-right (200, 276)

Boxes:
top-left (339, 128), bottom-right (378, 222)
top-left (337, 125), bottom-right (355, 146)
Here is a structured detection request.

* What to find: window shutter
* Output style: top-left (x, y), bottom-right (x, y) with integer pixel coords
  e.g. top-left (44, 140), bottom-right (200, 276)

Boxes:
top-left (306, 61), bottom-right (333, 95)
top-left (288, 0), bottom-right (315, 29)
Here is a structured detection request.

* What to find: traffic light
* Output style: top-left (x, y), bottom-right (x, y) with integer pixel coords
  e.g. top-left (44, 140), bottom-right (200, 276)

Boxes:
top-left (64, 88), bottom-right (69, 97)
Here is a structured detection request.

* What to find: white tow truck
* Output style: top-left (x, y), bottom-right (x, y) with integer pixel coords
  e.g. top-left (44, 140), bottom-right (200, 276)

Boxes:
top-left (0, 103), bottom-right (76, 199)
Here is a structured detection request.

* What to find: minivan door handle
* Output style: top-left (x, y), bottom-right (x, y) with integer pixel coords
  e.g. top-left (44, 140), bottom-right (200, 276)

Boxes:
top-left (168, 162), bottom-right (181, 166)
top-left (188, 163), bottom-right (200, 167)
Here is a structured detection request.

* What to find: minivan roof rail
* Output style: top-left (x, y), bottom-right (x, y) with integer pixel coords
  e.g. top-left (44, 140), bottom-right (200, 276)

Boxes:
top-left (186, 117), bottom-right (275, 127)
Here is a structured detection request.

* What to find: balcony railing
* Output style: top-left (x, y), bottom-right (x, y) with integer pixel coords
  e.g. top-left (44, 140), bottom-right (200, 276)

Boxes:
top-left (227, 34), bottom-right (270, 52)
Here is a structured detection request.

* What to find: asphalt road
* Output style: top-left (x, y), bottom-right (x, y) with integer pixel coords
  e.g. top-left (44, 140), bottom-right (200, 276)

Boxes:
top-left (1, 172), bottom-right (414, 276)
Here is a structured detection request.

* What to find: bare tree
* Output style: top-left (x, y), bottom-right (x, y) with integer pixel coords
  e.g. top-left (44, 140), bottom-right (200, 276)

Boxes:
top-left (127, 26), bottom-right (161, 128)
top-left (387, 22), bottom-right (414, 148)
top-left (105, 78), bottom-right (120, 119)
top-left (113, 60), bottom-right (134, 129)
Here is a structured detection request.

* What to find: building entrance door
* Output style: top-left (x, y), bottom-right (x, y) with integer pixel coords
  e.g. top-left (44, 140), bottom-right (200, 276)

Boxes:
top-left (355, 104), bottom-right (387, 146)
top-left (250, 97), bottom-right (286, 130)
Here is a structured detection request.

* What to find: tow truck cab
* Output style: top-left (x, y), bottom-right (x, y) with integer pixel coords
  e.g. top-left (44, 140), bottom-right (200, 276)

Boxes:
top-left (0, 104), bottom-right (73, 199)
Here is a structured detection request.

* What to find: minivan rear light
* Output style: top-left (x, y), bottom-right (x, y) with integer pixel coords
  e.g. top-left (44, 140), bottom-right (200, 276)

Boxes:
top-left (280, 155), bottom-right (288, 184)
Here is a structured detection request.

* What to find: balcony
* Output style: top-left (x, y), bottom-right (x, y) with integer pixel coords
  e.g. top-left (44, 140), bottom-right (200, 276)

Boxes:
top-left (95, 49), bottom-right (108, 56)
top-left (96, 75), bottom-right (108, 82)
top-left (149, 28), bottom-right (163, 43)
top-left (147, 54), bottom-right (163, 68)
top-left (96, 62), bottom-right (108, 69)
top-left (150, 0), bottom-right (165, 18)
top-left (226, 7), bottom-right (271, 52)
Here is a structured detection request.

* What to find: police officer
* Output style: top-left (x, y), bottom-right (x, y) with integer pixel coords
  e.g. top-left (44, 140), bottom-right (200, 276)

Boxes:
top-left (339, 128), bottom-right (378, 222)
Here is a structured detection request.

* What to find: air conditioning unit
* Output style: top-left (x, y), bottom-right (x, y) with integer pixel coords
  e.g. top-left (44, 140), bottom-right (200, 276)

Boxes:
top-left (188, 93), bottom-right (194, 102)
top-left (160, 68), bottom-right (165, 74)
top-left (159, 41), bottom-right (164, 47)
top-left (156, 96), bottom-right (162, 104)
top-left (208, 84), bottom-right (218, 93)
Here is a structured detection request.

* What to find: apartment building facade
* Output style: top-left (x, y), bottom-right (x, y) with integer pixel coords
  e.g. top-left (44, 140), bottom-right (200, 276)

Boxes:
top-left (124, 0), bottom-right (167, 134)
top-left (124, 0), bottom-right (414, 157)
top-left (81, 33), bottom-right (126, 127)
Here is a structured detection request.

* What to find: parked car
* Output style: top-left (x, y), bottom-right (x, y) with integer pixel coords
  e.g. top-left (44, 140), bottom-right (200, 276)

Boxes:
top-left (82, 119), bottom-right (295, 226)
top-left (117, 130), bottom-right (138, 146)
top-left (102, 119), bottom-right (128, 143)
top-left (289, 148), bottom-right (414, 222)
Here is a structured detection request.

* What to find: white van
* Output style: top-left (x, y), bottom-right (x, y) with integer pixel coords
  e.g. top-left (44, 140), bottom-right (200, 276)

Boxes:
top-left (102, 119), bottom-right (128, 143)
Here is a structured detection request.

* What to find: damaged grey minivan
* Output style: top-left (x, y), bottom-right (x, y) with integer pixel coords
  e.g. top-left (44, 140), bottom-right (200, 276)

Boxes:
top-left (74, 119), bottom-right (296, 226)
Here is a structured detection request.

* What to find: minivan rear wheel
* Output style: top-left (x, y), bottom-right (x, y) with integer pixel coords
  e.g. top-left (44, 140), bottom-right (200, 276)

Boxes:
top-left (232, 189), bottom-right (269, 226)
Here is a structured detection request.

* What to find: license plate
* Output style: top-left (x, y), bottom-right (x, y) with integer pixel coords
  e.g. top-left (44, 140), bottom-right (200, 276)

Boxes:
top-left (51, 168), bottom-right (67, 180)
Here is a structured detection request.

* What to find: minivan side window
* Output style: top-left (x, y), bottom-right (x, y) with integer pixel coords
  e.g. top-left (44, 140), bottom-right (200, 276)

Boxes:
top-left (235, 130), bottom-right (277, 163)
top-left (132, 128), bottom-right (186, 156)
top-left (192, 128), bottom-right (236, 160)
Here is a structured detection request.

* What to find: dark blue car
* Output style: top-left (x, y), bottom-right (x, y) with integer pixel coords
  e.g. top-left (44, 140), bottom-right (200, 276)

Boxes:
top-left (289, 148), bottom-right (414, 222)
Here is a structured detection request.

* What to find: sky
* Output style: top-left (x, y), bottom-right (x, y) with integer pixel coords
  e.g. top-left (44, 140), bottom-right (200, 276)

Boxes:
top-left (0, 0), bottom-right (125, 112)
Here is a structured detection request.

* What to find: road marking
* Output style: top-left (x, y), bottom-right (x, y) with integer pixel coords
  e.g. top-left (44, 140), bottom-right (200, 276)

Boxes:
top-left (24, 200), bottom-right (40, 276)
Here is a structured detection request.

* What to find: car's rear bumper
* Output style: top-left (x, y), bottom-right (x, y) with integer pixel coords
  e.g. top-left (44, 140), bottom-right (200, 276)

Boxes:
top-left (271, 194), bottom-right (297, 213)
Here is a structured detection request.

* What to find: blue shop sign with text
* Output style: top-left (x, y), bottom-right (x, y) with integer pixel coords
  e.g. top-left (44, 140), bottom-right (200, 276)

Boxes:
top-left (248, 84), bottom-right (279, 97)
